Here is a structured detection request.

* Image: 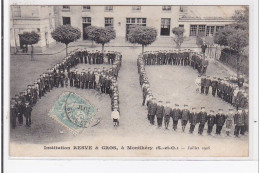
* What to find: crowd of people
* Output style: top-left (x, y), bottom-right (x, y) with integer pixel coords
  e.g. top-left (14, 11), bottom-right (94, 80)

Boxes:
top-left (197, 75), bottom-right (248, 109)
top-left (137, 52), bottom-right (249, 137)
top-left (10, 49), bottom-right (122, 129)
top-left (142, 50), bottom-right (209, 74)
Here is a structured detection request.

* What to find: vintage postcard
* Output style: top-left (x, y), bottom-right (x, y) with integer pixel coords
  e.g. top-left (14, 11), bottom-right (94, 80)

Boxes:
top-left (6, 3), bottom-right (257, 158)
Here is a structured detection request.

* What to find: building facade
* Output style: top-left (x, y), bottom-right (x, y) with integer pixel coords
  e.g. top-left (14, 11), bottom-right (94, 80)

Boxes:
top-left (55, 5), bottom-right (240, 39)
top-left (10, 5), bottom-right (241, 52)
top-left (10, 6), bottom-right (56, 53)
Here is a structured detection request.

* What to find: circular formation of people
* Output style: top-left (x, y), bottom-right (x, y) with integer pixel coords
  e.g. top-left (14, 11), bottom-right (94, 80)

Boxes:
top-left (10, 48), bottom-right (249, 138)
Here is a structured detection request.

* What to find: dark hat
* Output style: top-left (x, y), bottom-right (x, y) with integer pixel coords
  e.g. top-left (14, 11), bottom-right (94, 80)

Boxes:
top-left (192, 108), bottom-right (196, 110)
top-left (175, 104), bottom-right (179, 106)
top-left (210, 110), bottom-right (214, 113)
top-left (201, 107), bottom-right (205, 109)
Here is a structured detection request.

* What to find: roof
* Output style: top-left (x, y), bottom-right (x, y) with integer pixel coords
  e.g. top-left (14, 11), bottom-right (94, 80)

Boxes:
top-left (180, 6), bottom-right (243, 21)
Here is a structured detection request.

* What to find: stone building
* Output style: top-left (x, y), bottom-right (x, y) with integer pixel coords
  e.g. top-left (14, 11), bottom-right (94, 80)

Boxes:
top-left (10, 5), bottom-right (242, 52)
top-left (10, 6), bottom-right (56, 53)
top-left (54, 5), bottom-right (240, 39)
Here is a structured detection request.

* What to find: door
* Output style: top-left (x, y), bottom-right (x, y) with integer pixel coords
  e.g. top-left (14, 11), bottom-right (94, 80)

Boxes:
top-left (160, 18), bottom-right (171, 36)
top-left (82, 23), bottom-right (91, 40)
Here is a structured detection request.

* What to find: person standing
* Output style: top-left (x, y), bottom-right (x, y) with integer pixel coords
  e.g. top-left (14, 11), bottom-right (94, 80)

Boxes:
top-left (206, 110), bottom-right (216, 135)
top-left (189, 108), bottom-right (198, 134)
top-left (149, 98), bottom-right (157, 125)
top-left (181, 105), bottom-right (190, 132)
top-left (111, 109), bottom-right (120, 127)
top-left (225, 109), bottom-right (234, 136)
top-left (172, 104), bottom-right (181, 131)
top-left (10, 103), bottom-right (17, 129)
top-left (201, 75), bottom-right (206, 94)
top-left (205, 76), bottom-right (211, 95)
top-left (155, 101), bottom-right (164, 128)
top-left (201, 42), bottom-right (207, 58)
top-left (243, 109), bottom-right (249, 134)
top-left (24, 102), bottom-right (32, 127)
top-left (198, 107), bottom-right (207, 135)
top-left (215, 109), bottom-right (226, 135)
top-left (164, 101), bottom-right (172, 130)
top-left (234, 108), bottom-right (245, 137)
top-left (17, 100), bottom-right (25, 125)
top-left (211, 77), bottom-right (218, 96)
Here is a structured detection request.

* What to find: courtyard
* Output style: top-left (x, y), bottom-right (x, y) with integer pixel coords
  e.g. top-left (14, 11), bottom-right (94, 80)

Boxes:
top-left (9, 44), bottom-right (248, 157)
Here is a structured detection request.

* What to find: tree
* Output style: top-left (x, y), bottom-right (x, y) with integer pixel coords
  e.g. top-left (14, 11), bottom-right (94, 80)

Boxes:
top-left (232, 6), bottom-right (249, 30)
top-left (172, 27), bottom-right (185, 50)
top-left (214, 26), bottom-right (236, 46)
top-left (227, 29), bottom-right (249, 77)
top-left (127, 25), bottom-right (157, 53)
top-left (19, 31), bottom-right (40, 61)
top-left (51, 25), bottom-right (81, 56)
top-left (93, 26), bottom-right (116, 54)
top-left (84, 26), bottom-right (98, 47)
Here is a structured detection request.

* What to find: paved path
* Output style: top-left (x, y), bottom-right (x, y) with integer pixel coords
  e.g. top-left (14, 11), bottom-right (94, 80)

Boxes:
top-left (116, 48), bottom-right (150, 134)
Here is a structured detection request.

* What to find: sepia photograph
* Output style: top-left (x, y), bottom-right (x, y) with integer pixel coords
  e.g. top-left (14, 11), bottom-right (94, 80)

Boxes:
top-left (8, 4), bottom-right (252, 158)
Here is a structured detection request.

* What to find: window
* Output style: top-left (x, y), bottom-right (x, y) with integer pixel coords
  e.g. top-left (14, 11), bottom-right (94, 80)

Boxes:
top-left (160, 18), bottom-right (171, 36)
top-left (83, 6), bottom-right (91, 11)
top-left (105, 6), bottom-right (113, 12)
top-left (132, 6), bottom-right (141, 11)
top-left (13, 6), bottom-right (21, 17)
top-left (179, 24), bottom-right (184, 28)
top-left (82, 17), bottom-right (91, 23)
top-left (105, 18), bottom-right (114, 28)
top-left (198, 25), bottom-right (206, 36)
top-left (126, 18), bottom-right (147, 38)
top-left (49, 13), bottom-right (53, 29)
top-left (62, 6), bottom-right (70, 11)
top-left (216, 26), bottom-right (224, 32)
top-left (162, 6), bottom-right (171, 11)
top-left (126, 18), bottom-right (146, 25)
top-left (82, 17), bottom-right (91, 40)
top-left (206, 26), bottom-right (215, 36)
top-left (62, 17), bottom-right (71, 25)
top-left (190, 25), bottom-right (198, 36)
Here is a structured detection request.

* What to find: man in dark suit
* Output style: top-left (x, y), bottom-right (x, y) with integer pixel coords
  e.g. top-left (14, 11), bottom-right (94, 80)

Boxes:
top-left (205, 76), bottom-right (211, 95)
top-left (181, 105), bottom-right (190, 132)
top-left (155, 101), bottom-right (164, 127)
top-left (198, 107), bottom-right (207, 135)
top-left (215, 109), bottom-right (226, 135)
top-left (206, 110), bottom-right (216, 135)
top-left (189, 108), bottom-right (198, 134)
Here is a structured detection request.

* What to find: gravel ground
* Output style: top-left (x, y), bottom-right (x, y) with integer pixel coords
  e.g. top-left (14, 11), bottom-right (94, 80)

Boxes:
top-left (9, 46), bottom-right (248, 157)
